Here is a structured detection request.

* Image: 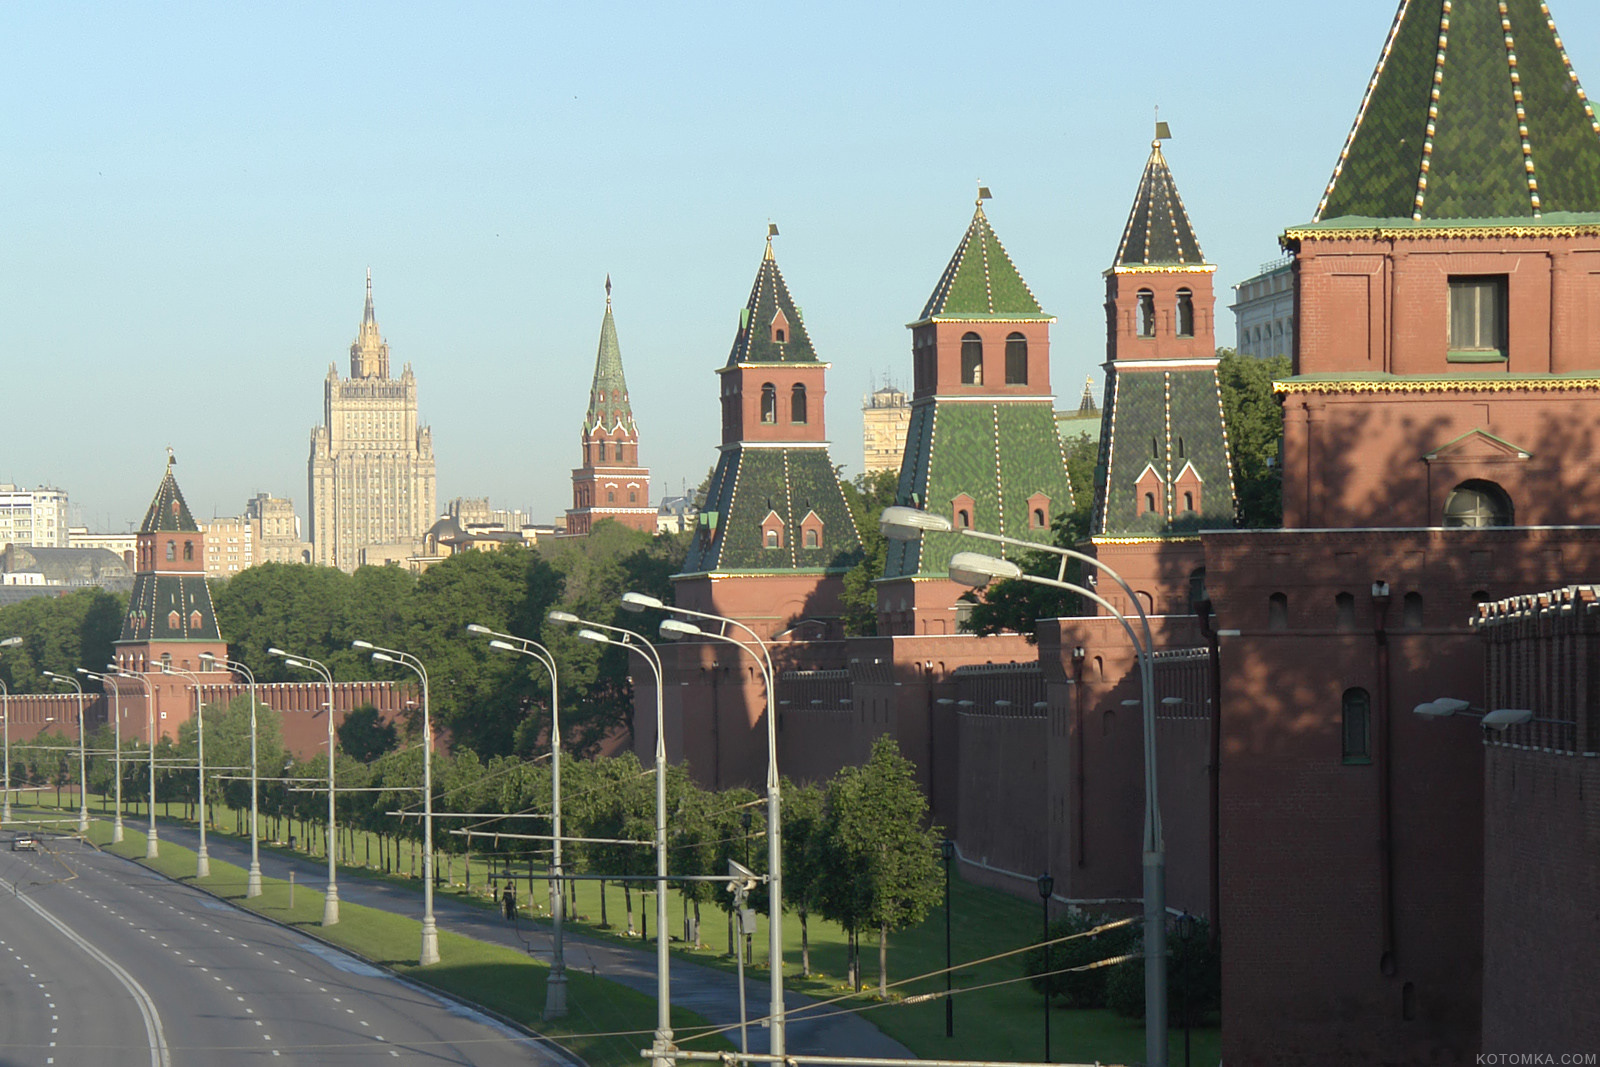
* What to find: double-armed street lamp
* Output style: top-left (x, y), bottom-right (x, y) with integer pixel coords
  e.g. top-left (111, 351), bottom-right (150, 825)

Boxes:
top-left (1, 635), bottom-right (21, 824)
top-left (269, 648), bottom-right (339, 926)
top-left (351, 640), bottom-right (438, 966)
top-left (546, 609), bottom-right (673, 1066)
top-left (222, 659), bottom-right (264, 897)
top-left (161, 663), bottom-right (210, 878)
top-left (467, 624), bottom-right (565, 1014)
top-left (40, 670), bottom-right (89, 835)
top-left (620, 592), bottom-right (788, 1062)
top-left (880, 505), bottom-right (1169, 1067)
top-left (78, 670), bottom-right (124, 843)
top-left (112, 667), bottom-right (159, 858)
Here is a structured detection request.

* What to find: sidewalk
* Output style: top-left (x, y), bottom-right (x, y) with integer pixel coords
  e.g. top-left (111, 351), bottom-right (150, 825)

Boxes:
top-left (150, 823), bottom-right (912, 1061)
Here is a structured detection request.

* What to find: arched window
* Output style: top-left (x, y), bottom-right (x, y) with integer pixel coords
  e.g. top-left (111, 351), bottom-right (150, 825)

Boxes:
top-left (166, 542), bottom-right (176, 562)
top-left (594, 442), bottom-right (605, 464)
top-left (1183, 491), bottom-right (1195, 512)
top-left (1443, 480), bottom-right (1513, 527)
top-left (615, 441), bottom-right (625, 462)
top-left (167, 611), bottom-right (180, 629)
top-left (1335, 592), bottom-right (1357, 631)
top-left (775, 327), bottom-right (786, 343)
top-left (189, 611), bottom-right (202, 630)
top-left (804, 528), bottom-right (819, 549)
top-left (607, 490), bottom-right (615, 503)
top-left (957, 509), bottom-right (971, 529)
top-left (1137, 291), bottom-right (1156, 337)
top-left (960, 333), bottom-right (983, 384)
top-left (629, 490), bottom-right (637, 503)
top-left (1033, 508), bottom-right (1046, 528)
top-left (1403, 592), bottom-right (1424, 629)
top-left (1268, 593), bottom-right (1288, 631)
top-left (765, 529), bottom-right (781, 549)
top-left (1342, 688), bottom-right (1372, 763)
top-left (760, 383), bottom-right (778, 424)
top-left (1188, 567), bottom-right (1208, 608)
top-left (1004, 333), bottom-right (1028, 385)
top-left (183, 541), bottom-right (193, 561)
top-left (791, 383), bottom-right (808, 424)
top-left (1177, 436), bottom-right (1186, 458)
top-left (1144, 492), bottom-right (1156, 512)
top-left (1176, 289), bottom-right (1195, 337)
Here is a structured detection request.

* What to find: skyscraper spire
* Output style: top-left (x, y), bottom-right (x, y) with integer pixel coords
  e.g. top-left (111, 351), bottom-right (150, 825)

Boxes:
top-left (350, 270), bottom-right (389, 379)
top-left (364, 267), bottom-right (375, 324)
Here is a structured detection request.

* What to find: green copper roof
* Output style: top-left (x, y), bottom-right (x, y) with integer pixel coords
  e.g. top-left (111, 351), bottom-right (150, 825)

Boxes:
top-left (1093, 366), bottom-right (1237, 536)
top-left (678, 446), bottom-right (862, 574)
top-left (1115, 139), bottom-right (1206, 267)
top-left (725, 240), bottom-right (820, 366)
top-left (1317, 0), bottom-right (1600, 223)
top-left (883, 400), bottom-right (1074, 580)
top-left (586, 288), bottom-right (637, 434)
top-left (118, 574), bottom-right (222, 643)
top-left (139, 457), bottom-right (200, 534)
top-left (917, 203), bottom-right (1049, 323)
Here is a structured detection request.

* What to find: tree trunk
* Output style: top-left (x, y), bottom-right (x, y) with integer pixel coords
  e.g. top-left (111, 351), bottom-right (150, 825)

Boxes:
top-left (801, 911), bottom-right (811, 977)
top-left (599, 880), bottom-right (609, 928)
top-left (878, 921), bottom-right (889, 998)
top-left (624, 886), bottom-right (635, 936)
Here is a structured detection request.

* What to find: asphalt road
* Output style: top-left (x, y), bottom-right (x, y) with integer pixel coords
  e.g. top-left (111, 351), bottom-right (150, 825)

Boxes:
top-left (0, 832), bottom-right (573, 1066)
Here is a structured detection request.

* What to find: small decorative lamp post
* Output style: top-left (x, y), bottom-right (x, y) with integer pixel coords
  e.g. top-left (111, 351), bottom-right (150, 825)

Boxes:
top-left (1037, 872), bottom-right (1055, 1063)
top-left (1176, 911), bottom-right (1196, 1067)
top-left (941, 838), bottom-right (956, 1037)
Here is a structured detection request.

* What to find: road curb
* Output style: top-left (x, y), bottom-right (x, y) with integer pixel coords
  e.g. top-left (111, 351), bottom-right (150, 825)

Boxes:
top-left (91, 836), bottom-right (588, 1067)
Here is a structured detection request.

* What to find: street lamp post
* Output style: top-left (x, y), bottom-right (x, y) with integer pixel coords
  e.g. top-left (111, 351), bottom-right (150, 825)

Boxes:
top-left (941, 838), bottom-right (956, 1037)
top-left (881, 504), bottom-right (1169, 1067)
top-left (468, 624), bottom-right (565, 1014)
top-left (1038, 872), bottom-right (1054, 1063)
top-left (352, 640), bottom-right (439, 967)
top-left (79, 670), bottom-right (124, 843)
top-left (1, 636), bottom-right (20, 824)
top-left (548, 610), bottom-right (672, 1067)
top-left (41, 671), bottom-right (89, 835)
top-left (269, 648), bottom-right (339, 926)
top-left (1176, 911), bottom-right (1195, 1067)
top-left (161, 664), bottom-right (210, 878)
top-left (222, 659), bottom-right (263, 898)
top-left (113, 667), bottom-right (159, 858)
top-left (619, 591), bottom-right (787, 1062)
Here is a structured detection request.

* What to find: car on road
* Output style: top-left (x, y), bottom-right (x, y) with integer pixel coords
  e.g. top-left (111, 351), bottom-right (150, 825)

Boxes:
top-left (11, 832), bottom-right (38, 851)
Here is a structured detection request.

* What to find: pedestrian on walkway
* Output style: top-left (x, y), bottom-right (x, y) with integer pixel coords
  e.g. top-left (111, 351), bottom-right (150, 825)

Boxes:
top-left (501, 882), bottom-right (516, 921)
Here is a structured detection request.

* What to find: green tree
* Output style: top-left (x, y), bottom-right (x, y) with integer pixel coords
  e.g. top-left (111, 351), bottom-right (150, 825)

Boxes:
top-left (1022, 911), bottom-right (1137, 1008)
top-left (1106, 916), bottom-right (1221, 1024)
top-left (820, 736), bottom-right (943, 995)
top-left (779, 779), bottom-right (828, 977)
top-left (838, 470), bottom-right (899, 636)
top-left (1217, 348), bottom-right (1289, 528)
top-left (337, 705), bottom-right (398, 762)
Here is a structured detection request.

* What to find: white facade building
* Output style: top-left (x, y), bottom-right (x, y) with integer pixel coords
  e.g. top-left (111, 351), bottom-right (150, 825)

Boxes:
top-left (0, 485), bottom-right (69, 548)
top-left (1230, 257), bottom-right (1295, 359)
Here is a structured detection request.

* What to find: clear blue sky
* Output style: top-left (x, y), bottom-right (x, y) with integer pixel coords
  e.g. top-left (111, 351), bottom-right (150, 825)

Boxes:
top-left (5, 1), bottom-right (1599, 532)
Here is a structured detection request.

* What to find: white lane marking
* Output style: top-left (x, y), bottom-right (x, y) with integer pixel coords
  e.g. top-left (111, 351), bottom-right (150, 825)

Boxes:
top-left (13, 886), bottom-right (172, 1067)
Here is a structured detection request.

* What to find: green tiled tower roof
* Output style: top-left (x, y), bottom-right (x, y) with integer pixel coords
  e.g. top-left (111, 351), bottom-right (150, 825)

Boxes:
top-left (680, 447), bottom-right (863, 575)
top-left (883, 402), bottom-right (1074, 579)
top-left (586, 279), bottom-right (637, 434)
top-left (1092, 367), bottom-right (1237, 536)
top-left (917, 200), bottom-right (1050, 323)
top-left (1115, 138), bottom-right (1206, 267)
top-left (140, 455), bottom-right (200, 534)
top-left (1316, 0), bottom-right (1600, 222)
top-left (725, 238), bottom-right (820, 366)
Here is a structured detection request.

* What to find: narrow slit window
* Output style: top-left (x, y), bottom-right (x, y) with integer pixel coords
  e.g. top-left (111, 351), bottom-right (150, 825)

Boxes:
top-left (1342, 688), bottom-right (1372, 763)
top-left (1176, 289), bottom-right (1195, 337)
top-left (1004, 333), bottom-right (1028, 384)
top-left (961, 333), bottom-right (983, 384)
top-left (760, 383), bottom-right (778, 424)
top-left (1137, 291), bottom-right (1156, 337)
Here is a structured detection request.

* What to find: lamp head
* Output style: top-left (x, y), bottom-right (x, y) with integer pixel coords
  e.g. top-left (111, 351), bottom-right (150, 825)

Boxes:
top-left (1161, 696), bottom-right (1184, 706)
top-left (577, 629), bottom-right (610, 645)
top-left (547, 611), bottom-right (579, 625)
top-left (659, 619), bottom-right (701, 639)
top-left (1482, 708), bottom-right (1534, 730)
top-left (371, 651), bottom-right (397, 664)
top-left (941, 838), bottom-right (956, 861)
top-left (267, 647), bottom-right (288, 658)
top-left (880, 505), bottom-right (954, 541)
top-left (1036, 873), bottom-right (1055, 899)
top-left (466, 624), bottom-right (491, 635)
top-left (0, 636), bottom-right (22, 647)
top-left (351, 640), bottom-right (374, 650)
top-left (621, 592), bottom-right (665, 613)
top-left (948, 551), bottom-right (1022, 589)
top-left (487, 641), bottom-right (516, 652)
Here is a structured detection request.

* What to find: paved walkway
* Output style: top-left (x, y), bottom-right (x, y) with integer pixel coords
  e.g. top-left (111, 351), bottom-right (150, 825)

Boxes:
top-left (147, 822), bottom-right (912, 1063)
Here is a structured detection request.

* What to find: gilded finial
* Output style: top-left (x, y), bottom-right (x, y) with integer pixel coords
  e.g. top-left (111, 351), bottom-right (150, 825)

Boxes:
top-left (605, 273), bottom-right (612, 308)
top-left (764, 222), bottom-right (778, 261)
top-left (166, 446), bottom-right (175, 467)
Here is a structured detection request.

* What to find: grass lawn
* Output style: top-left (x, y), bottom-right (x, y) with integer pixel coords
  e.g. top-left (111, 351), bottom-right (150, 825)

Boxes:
top-left (25, 794), bottom-right (1221, 1065)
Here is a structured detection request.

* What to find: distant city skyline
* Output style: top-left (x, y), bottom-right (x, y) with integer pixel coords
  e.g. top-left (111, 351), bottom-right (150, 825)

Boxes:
top-left (4, 1), bottom-right (1598, 532)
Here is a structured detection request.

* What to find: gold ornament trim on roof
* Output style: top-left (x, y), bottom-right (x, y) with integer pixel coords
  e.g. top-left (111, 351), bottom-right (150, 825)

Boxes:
top-left (1275, 376), bottom-right (1600, 395)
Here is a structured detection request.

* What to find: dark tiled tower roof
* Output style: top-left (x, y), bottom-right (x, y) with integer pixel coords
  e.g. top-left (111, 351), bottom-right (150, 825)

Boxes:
top-left (916, 201), bottom-right (1049, 323)
top-left (1316, 0), bottom-right (1600, 222)
top-left (586, 280), bottom-right (637, 435)
top-left (680, 239), bottom-right (862, 576)
top-left (1115, 139), bottom-right (1206, 266)
top-left (139, 457), bottom-right (199, 534)
top-left (725, 238), bottom-right (819, 366)
top-left (118, 456), bottom-right (223, 646)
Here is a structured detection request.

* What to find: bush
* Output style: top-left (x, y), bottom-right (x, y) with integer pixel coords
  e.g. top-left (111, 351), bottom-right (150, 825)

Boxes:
top-left (1106, 916), bottom-right (1221, 1023)
top-left (1023, 911), bottom-right (1137, 1009)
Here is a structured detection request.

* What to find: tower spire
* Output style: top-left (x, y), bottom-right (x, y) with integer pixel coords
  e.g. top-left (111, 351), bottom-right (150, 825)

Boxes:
top-left (350, 270), bottom-right (390, 379)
